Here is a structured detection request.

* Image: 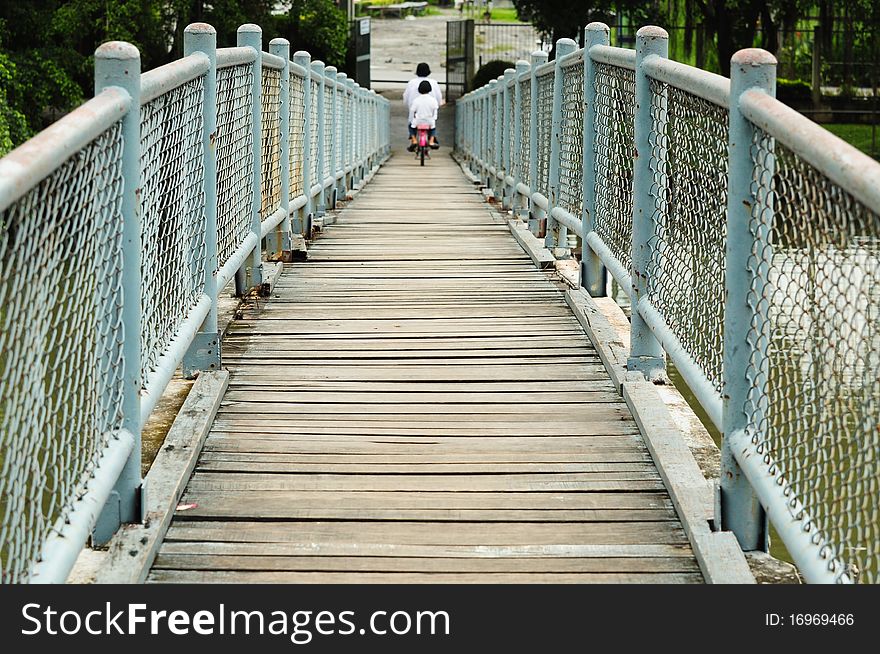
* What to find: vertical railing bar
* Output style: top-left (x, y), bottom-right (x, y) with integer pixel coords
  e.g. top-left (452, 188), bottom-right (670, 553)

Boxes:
top-left (312, 59), bottom-right (326, 216)
top-left (528, 50), bottom-right (548, 235)
top-left (91, 41), bottom-right (143, 544)
top-left (345, 78), bottom-right (355, 189)
top-left (293, 51), bottom-right (311, 237)
top-left (326, 65), bottom-right (338, 210)
top-left (581, 23), bottom-right (610, 297)
top-left (491, 78), bottom-right (501, 198)
top-left (501, 68), bottom-right (514, 210)
top-left (181, 23), bottom-right (221, 378)
top-left (269, 37), bottom-right (292, 261)
top-left (547, 37), bottom-right (578, 251)
top-left (337, 72), bottom-right (349, 198)
top-left (628, 26), bottom-right (667, 379)
top-left (721, 48), bottom-right (777, 552)
top-left (512, 59), bottom-right (529, 220)
top-left (237, 23), bottom-right (263, 293)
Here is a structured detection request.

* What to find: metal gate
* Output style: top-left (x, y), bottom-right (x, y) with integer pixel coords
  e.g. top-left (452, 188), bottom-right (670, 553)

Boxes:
top-left (446, 19), bottom-right (474, 100)
top-left (348, 17), bottom-right (371, 88)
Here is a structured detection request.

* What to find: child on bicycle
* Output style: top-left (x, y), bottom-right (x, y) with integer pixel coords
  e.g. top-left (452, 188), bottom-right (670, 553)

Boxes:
top-left (407, 80), bottom-right (439, 151)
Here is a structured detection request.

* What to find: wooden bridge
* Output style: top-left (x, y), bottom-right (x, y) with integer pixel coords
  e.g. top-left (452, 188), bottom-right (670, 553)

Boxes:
top-left (4, 20), bottom-right (878, 587)
top-left (144, 153), bottom-right (709, 583)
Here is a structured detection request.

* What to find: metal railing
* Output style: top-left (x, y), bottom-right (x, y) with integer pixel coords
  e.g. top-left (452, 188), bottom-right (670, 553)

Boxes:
top-left (455, 22), bottom-right (880, 584)
top-left (0, 21), bottom-right (390, 584)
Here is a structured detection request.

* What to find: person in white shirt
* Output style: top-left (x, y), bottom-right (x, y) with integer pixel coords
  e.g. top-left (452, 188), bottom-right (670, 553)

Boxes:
top-left (403, 63), bottom-right (443, 109)
top-left (408, 80), bottom-right (439, 151)
top-left (403, 63), bottom-right (443, 147)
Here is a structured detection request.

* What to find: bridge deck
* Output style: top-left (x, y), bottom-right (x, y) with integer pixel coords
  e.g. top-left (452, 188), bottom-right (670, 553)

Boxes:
top-left (147, 152), bottom-right (702, 583)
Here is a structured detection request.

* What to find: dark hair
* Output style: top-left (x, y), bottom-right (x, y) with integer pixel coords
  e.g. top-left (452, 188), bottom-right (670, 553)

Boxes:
top-left (418, 80), bottom-right (432, 94)
top-left (416, 62), bottom-right (430, 77)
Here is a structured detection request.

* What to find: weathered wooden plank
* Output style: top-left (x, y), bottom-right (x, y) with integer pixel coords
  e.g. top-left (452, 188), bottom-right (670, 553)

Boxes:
top-left (151, 555), bottom-right (699, 574)
top-left (96, 371), bottom-right (229, 584)
top-left (184, 472), bottom-right (664, 493)
top-left (204, 423), bottom-right (640, 438)
top-left (197, 451), bottom-right (652, 464)
top-left (193, 460), bottom-right (656, 475)
top-left (219, 390), bottom-right (622, 404)
top-left (165, 520), bottom-right (688, 545)
top-left (177, 489), bottom-right (671, 509)
top-left (202, 434), bottom-right (647, 454)
top-left (146, 570), bottom-right (703, 584)
top-left (221, 356), bottom-right (599, 367)
top-left (173, 504), bottom-right (676, 523)
top-left (221, 402), bottom-right (627, 418)
top-left (158, 541), bottom-right (696, 559)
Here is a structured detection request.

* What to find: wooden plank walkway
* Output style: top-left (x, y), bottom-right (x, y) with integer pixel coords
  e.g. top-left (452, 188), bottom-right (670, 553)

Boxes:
top-left (147, 153), bottom-right (702, 583)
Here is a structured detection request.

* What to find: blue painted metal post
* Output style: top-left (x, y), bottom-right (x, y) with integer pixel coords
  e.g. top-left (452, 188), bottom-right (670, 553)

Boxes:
top-left (311, 60), bottom-right (326, 217)
top-left (721, 48), bottom-right (777, 552)
top-left (182, 23), bottom-right (221, 378)
top-left (337, 72), bottom-right (349, 198)
top-left (358, 88), bottom-right (366, 184)
top-left (490, 79), bottom-right (502, 199)
top-left (581, 23), bottom-right (609, 297)
top-left (528, 50), bottom-right (548, 235)
top-left (237, 24), bottom-right (263, 292)
top-left (325, 66), bottom-right (338, 209)
top-left (628, 26), bottom-right (667, 379)
top-left (481, 88), bottom-right (489, 183)
top-left (512, 60), bottom-right (529, 220)
top-left (546, 38), bottom-right (578, 251)
top-left (92, 41), bottom-right (143, 543)
top-left (345, 78), bottom-right (356, 190)
top-left (269, 37), bottom-right (292, 261)
top-left (351, 87), bottom-right (359, 186)
top-left (501, 68), bottom-right (515, 210)
top-left (293, 51), bottom-right (311, 237)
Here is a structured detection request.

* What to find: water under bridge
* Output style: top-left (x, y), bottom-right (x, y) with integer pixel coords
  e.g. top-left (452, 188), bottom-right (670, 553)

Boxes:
top-left (0, 22), bottom-right (877, 585)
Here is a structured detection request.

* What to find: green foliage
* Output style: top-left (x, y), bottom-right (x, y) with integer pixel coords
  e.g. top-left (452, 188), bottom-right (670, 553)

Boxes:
top-left (511, 0), bottom-right (615, 41)
top-left (0, 1), bottom-right (351, 151)
top-left (776, 77), bottom-right (812, 104)
top-left (472, 59), bottom-right (514, 90)
top-left (823, 123), bottom-right (879, 158)
top-left (0, 47), bottom-right (28, 155)
top-left (272, 0), bottom-right (349, 70)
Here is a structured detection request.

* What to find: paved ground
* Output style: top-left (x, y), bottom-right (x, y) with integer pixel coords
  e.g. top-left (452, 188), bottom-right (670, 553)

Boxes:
top-left (370, 11), bottom-right (457, 86)
top-left (369, 10), bottom-right (459, 154)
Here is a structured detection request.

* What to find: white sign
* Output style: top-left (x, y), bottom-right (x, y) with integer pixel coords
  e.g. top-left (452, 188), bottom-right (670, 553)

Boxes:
top-left (360, 18), bottom-right (370, 35)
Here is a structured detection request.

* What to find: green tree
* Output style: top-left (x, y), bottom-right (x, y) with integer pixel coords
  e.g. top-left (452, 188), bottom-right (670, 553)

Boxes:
top-left (511, 0), bottom-right (616, 46)
top-left (272, 0), bottom-right (349, 70)
top-left (0, 39), bottom-right (29, 155)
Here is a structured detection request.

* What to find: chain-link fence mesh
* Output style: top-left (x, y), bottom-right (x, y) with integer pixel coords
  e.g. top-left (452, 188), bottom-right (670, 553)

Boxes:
top-left (504, 83), bottom-right (515, 174)
top-left (289, 70), bottom-right (306, 198)
top-left (534, 70), bottom-right (555, 196)
top-left (309, 79), bottom-right (320, 187)
top-left (215, 63), bottom-right (254, 269)
top-left (593, 61), bottom-right (635, 279)
top-left (335, 86), bottom-right (343, 177)
top-left (0, 122), bottom-right (126, 583)
top-left (558, 58), bottom-right (585, 218)
top-left (645, 80), bottom-right (729, 392)
top-left (259, 65), bottom-right (282, 221)
top-left (747, 130), bottom-right (880, 584)
top-left (322, 82), bottom-right (332, 181)
top-left (139, 77), bottom-right (207, 384)
top-left (518, 78), bottom-right (531, 187)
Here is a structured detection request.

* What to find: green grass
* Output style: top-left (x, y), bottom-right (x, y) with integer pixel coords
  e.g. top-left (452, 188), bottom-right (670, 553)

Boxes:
top-left (823, 123), bottom-right (879, 158)
top-left (486, 8), bottom-right (522, 22)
